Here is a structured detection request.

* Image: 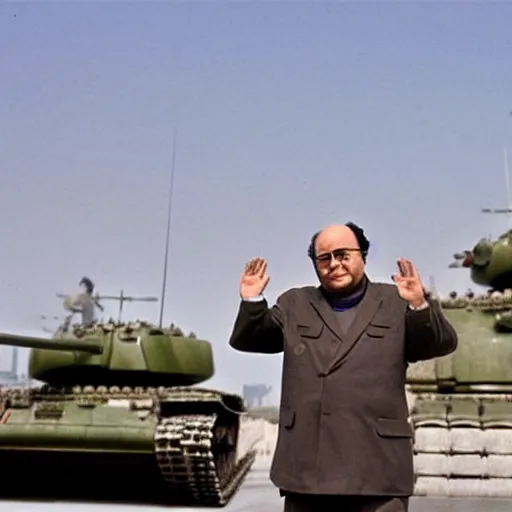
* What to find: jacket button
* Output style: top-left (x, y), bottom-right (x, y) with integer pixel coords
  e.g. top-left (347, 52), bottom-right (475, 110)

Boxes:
top-left (294, 343), bottom-right (306, 355)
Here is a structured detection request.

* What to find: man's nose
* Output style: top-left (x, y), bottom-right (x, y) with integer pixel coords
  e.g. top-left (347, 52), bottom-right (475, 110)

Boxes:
top-left (329, 256), bottom-right (341, 269)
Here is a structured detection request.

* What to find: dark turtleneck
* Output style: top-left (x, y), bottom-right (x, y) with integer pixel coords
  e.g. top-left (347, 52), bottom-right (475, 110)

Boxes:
top-left (316, 276), bottom-right (369, 355)
top-left (322, 275), bottom-right (368, 312)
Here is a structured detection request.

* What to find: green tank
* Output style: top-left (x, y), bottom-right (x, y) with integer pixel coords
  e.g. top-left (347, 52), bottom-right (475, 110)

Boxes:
top-left (407, 228), bottom-right (512, 498)
top-left (0, 293), bottom-right (261, 507)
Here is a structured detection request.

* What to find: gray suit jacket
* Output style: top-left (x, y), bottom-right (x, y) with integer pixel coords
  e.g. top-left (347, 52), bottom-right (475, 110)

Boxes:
top-left (228, 280), bottom-right (458, 497)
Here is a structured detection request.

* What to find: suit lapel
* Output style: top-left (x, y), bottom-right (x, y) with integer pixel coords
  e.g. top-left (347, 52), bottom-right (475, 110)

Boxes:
top-left (326, 282), bottom-right (383, 374)
top-left (307, 288), bottom-right (345, 343)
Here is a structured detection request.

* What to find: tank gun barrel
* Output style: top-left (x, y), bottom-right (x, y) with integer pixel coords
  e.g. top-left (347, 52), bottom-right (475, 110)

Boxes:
top-left (0, 333), bottom-right (103, 354)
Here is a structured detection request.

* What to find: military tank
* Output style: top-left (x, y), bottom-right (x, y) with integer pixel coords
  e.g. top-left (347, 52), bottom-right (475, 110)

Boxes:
top-left (0, 290), bottom-right (261, 506)
top-left (407, 227), bottom-right (512, 498)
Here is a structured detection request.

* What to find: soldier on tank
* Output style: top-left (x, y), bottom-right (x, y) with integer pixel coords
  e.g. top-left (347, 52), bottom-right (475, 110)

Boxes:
top-left (62, 277), bottom-right (104, 327)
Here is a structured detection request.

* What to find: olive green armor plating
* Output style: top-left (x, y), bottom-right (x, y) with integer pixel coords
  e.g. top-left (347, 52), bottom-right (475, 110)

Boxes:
top-left (407, 229), bottom-right (512, 499)
top-left (0, 320), bottom-right (260, 506)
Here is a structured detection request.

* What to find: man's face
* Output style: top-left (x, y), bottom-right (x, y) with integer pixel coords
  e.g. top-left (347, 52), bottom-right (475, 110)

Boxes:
top-left (313, 226), bottom-right (366, 292)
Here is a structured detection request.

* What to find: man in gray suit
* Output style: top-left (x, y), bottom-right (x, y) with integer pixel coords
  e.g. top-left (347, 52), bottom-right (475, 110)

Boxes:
top-left (228, 222), bottom-right (458, 512)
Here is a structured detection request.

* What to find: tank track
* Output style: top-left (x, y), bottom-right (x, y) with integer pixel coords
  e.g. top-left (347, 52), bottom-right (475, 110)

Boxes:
top-left (0, 384), bottom-right (258, 507)
top-left (411, 392), bottom-right (512, 498)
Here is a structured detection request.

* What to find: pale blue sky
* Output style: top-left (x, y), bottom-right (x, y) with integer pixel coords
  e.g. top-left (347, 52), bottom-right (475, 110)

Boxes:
top-left (1, 1), bottom-right (512, 404)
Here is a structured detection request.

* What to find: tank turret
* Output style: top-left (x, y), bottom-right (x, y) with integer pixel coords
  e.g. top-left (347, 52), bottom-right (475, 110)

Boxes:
top-left (448, 228), bottom-right (512, 291)
top-left (407, 213), bottom-right (512, 500)
top-left (0, 287), bottom-right (262, 507)
top-left (0, 320), bottom-right (214, 387)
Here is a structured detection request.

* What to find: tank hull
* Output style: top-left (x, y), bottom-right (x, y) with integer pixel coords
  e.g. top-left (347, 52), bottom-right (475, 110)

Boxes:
top-left (410, 392), bottom-right (512, 498)
top-left (0, 385), bottom-right (262, 507)
top-left (407, 304), bottom-right (512, 498)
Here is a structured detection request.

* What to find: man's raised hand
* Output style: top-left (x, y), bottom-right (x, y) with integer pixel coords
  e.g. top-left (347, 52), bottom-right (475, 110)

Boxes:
top-left (240, 257), bottom-right (270, 300)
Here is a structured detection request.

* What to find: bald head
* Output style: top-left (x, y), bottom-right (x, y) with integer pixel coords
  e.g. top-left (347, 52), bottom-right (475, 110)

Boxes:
top-left (308, 221), bottom-right (369, 292)
top-left (308, 221), bottom-right (370, 261)
top-left (315, 224), bottom-right (359, 253)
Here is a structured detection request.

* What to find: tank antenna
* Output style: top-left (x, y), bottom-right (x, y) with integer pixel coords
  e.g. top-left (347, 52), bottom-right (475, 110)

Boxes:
top-left (159, 129), bottom-right (177, 328)
top-left (504, 147), bottom-right (512, 227)
top-left (481, 147), bottom-right (512, 228)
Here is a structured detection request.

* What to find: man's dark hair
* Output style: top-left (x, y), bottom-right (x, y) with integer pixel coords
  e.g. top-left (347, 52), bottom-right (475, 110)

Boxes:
top-left (307, 222), bottom-right (370, 262)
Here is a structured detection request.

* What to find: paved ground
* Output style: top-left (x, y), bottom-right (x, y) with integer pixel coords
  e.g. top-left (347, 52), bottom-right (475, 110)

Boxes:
top-left (2, 469), bottom-right (512, 511)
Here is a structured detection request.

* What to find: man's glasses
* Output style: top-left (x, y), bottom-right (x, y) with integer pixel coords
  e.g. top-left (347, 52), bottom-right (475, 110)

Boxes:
top-left (315, 248), bottom-right (362, 266)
